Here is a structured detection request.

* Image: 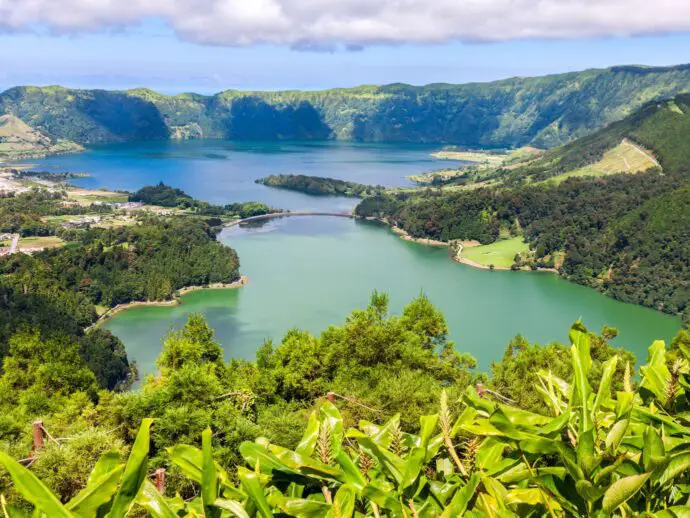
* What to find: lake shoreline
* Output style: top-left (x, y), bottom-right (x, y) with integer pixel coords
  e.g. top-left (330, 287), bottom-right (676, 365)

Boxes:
top-left (366, 217), bottom-right (559, 273)
top-left (89, 276), bottom-right (248, 329)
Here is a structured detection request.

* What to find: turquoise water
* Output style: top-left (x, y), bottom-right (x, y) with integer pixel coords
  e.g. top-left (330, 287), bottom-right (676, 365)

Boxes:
top-left (26, 140), bottom-right (682, 376)
top-left (104, 217), bottom-right (681, 376)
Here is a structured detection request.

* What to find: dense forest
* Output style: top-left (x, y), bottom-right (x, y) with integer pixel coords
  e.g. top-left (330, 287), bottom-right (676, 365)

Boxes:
top-left (0, 292), bottom-right (688, 515)
top-left (0, 189), bottom-right (243, 391)
top-left (256, 174), bottom-right (384, 197)
top-left (356, 94), bottom-right (690, 324)
top-left (3, 64), bottom-right (690, 147)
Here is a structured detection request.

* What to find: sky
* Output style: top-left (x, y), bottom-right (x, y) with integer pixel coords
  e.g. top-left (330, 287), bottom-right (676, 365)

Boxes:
top-left (2, 1), bottom-right (690, 93)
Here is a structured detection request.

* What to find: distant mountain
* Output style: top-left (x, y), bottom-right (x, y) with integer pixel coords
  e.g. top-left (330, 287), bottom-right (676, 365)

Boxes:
top-left (0, 113), bottom-right (82, 160)
top-left (2, 64), bottom-right (690, 148)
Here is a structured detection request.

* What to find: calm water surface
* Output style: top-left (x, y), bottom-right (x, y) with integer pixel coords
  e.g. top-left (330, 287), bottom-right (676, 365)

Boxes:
top-left (30, 140), bottom-right (447, 211)
top-left (28, 140), bottom-right (682, 375)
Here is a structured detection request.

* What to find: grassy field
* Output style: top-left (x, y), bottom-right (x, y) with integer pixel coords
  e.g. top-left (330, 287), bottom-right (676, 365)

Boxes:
top-left (460, 237), bottom-right (529, 268)
top-left (19, 236), bottom-right (66, 250)
top-left (545, 140), bottom-right (659, 185)
top-left (67, 188), bottom-right (128, 204)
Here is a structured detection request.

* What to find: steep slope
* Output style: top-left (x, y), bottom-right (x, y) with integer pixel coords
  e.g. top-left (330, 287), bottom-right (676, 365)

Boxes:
top-left (2, 63), bottom-right (690, 146)
top-left (592, 183), bottom-right (690, 316)
top-left (504, 94), bottom-right (690, 182)
top-left (0, 113), bottom-right (83, 159)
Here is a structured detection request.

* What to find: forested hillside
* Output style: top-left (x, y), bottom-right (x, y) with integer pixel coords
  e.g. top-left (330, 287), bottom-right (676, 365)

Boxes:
top-left (2, 64), bottom-right (690, 147)
top-left (0, 190), bottom-right (242, 389)
top-left (356, 93), bottom-right (690, 323)
top-left (497, 94), bottom-right (690, 183)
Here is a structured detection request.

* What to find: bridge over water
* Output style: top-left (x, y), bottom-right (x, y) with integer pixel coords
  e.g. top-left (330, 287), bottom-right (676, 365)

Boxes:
top-left (224, 211), bottom-right (355, 227)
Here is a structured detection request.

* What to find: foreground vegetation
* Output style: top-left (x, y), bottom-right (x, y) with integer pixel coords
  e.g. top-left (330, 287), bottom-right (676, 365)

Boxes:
top-left (1, 300), bottom-right (689, 515)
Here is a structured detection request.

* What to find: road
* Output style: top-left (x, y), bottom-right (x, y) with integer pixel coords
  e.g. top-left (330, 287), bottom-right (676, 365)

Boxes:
top-left (224, 211), bottom-right (354, 227)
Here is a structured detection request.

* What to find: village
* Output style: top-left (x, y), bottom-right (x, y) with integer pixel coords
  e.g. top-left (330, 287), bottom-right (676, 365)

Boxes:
top-left (0, 166), bottom-right (178, 255)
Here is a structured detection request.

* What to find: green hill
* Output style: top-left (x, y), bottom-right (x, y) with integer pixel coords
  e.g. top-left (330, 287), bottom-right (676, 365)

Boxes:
top-left (503, 94), bottom-right (690, 182)
top-left (3, 63), bottom-right (690, 146)
top-left (355, 95), bottom-right (690, 322)
top-left (0, 113), bottom-right (83, 159)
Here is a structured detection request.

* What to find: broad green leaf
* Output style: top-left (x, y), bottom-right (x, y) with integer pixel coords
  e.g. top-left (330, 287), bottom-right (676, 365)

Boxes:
top-left (86, 451), bottom-right (122, 486)
top-left (450, 407), bottom-right (477, 437)
top-left (66, 466), bottom-right (123, 516)
top-left (474, 437), bottom-right (505, 471)
top-left (428, 480), bottom-right (458, 506)
top-left (330, 484), bottom-right (356, 518)
top-left (605, 419), bottom-right (629, 453)
top-left (575, 480), bottom-right (604, 502)
top-left (639, 341), bottom-right (673, 405)
top-left (601, 473), bottom-right (650, 513)
top-left (239, 441), bottom-right (300, 477)
top-left (214, 499), bottom-right (250, 518)
top-left (555, 443), bottom-right (585, 481)
top-left (519, 437), bottom-right (560, 455)
top-left (577, 428), bottom-right (598, 474)
top-left (169, 444), bottom-right (243, 498)
top-left (656, 453), bottom-right (690, 486)
top-left (642, 426), bottom-right (666, 473)
top-left (505, 487), bottom-right (561, 511)
top-left (201, 428), bottom-right (220, 518)
top-left (418, 415), bottom-right (438, 451)
top-left (295, 411), bottom-right (319, 457)
top-left (334, 452), bottom-right (366, 491)
top-left (108, 418), bottom-right (153, 517)
top-left (372, 414), bottom-right (401, 449)
top-left (400, 447), bottom-right (426, 489)
top-left (498, 466), bottom-right (567, 484)
top-left (489, 409), bottom-right (533, 441)
top-left (593, 356), bottom-right (618, 414)
top-left (280, 498), bottom-right (330, 517)
top-left (570, 321), bottom-right (592, 431)
top-left (135, 479), bottom-right (178, 518)
top-left (441, 473), bottom-right (480, 517)
top-left (362, 484), bottom-right (404, 515)
top-left (239, 468), bottom-right (273, 518)
top-left (269, 444), bottom-right (344, 481)
top-left (355, 437), bottom-right (404, 484)
top-left (0, 452), bottom-right (72, 518)
top-left (654, 507), bottom-right (690, 518)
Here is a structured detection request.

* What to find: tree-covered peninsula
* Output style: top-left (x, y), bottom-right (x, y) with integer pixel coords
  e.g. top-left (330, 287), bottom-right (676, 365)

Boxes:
top-left (0, 183), bottom-right (261, 390)
top-left (256, 174), bottom-right (383, 197)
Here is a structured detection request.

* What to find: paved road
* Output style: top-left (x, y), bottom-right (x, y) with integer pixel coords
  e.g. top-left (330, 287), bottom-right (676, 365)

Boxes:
top-left (224, 211), bottom-right (354, 228)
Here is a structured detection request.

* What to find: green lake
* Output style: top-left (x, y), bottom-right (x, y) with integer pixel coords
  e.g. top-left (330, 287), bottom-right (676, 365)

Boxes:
top-left (30, 140), bottom-right (682, 376)
top-left (103, 216), bottom-right (681, 376)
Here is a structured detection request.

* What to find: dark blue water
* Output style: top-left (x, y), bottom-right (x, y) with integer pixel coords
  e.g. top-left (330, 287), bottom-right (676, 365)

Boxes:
top-left (28, 139), bottom-right (451, 211)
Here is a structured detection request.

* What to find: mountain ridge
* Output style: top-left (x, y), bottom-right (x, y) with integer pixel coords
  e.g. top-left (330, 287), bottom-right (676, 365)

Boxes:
top-left (3, 62), bottom-right (690, 148)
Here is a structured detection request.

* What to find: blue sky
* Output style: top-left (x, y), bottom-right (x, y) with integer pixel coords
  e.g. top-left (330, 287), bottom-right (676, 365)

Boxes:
top-left (2, 18), bottom-right (690, 94)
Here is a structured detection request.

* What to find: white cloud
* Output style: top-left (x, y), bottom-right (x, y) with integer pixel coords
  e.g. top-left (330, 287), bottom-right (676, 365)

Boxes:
top-left (1, 0), bottom-right (690, 47)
